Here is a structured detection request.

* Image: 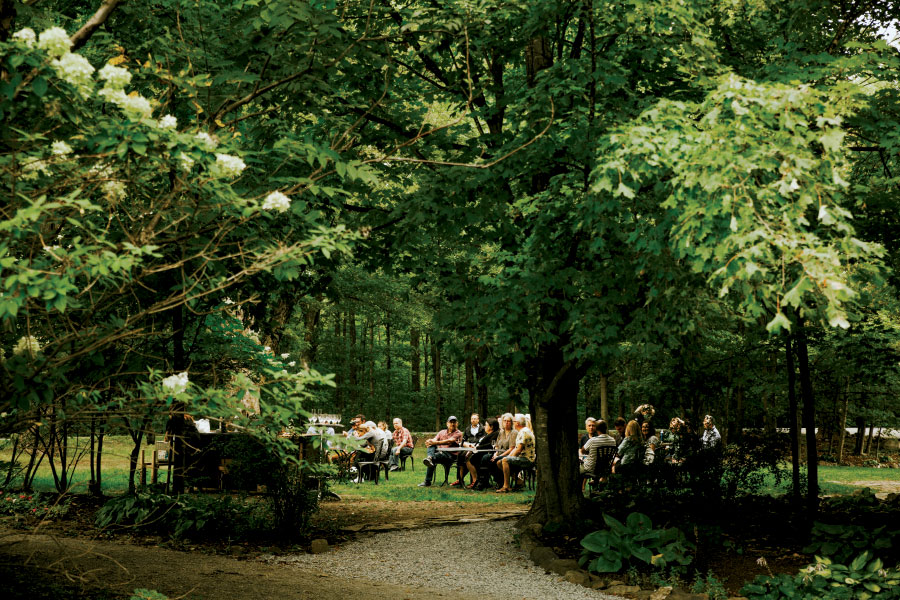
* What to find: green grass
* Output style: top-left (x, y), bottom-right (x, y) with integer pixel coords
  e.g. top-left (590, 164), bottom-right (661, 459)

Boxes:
top-left (3, 437), bottom-right (895, 503)
top-left (330, 458), bottom-right (534, 504)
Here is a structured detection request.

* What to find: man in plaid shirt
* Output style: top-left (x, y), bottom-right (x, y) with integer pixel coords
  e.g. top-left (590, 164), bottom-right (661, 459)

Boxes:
top-left (389, 417), bottom-right (414, 471)
top-left (418, 416), bottom-right (462, 487)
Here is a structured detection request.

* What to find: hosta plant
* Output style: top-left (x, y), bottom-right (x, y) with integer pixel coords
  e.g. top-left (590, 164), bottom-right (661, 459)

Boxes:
top-left (579, 512), bottom-right (694, 574)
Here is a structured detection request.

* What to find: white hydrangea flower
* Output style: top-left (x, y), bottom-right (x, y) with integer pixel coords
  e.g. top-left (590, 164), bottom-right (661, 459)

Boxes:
top-left (264, 346), bottom-right (271, 352)
top-left (161, 371), bottom-right (189, 395)
top-left (261, 190), bottom-right (291, 213)
top-left (280, 353), bottom-right (289, 359)
top-left (13, 335), bottom-right (41, 357)
top-left (51, 141), bottom-right (72, 156)
top-left (37, 27), bottom-right (71, 58)
top-left (51, 53), bottom-right (95, 96)
top-left (223, 297), bottom-right (235, 305)
top-left (12, 28), bottom-right (36, 47)
top-left (21, 156), bottom-right (50, 179)
top-left (194, 132), bottom-right (218, 150)
top-left (288, 361), bottom-right (296, 367)
top-left (178, 152), bottom-right (195, 171)
top-left (97, 64), bottom-right (132, 90)
top-left (102, 180), bottom-right (126, 202)
top-left (118, 93), bottom-right (153, 119)
top-left (209, 153), bottom-right (246, 179)
top-left (98, 87), bottom-right (127, 104)
top-left (157, 114), bottom-right (177, 129)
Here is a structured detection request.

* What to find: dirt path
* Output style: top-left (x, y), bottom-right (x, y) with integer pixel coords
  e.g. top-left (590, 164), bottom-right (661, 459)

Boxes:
top-left (2, 529), bottom-right (491, 600)
top-left (830, 480), bottom-right (900, 499)
top-left (1, 501), bottom-right (531, 600)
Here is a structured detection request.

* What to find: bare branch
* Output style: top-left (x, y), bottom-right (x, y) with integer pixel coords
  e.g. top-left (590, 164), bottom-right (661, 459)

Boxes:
top-left (70, 0), bottom-right (123, 51)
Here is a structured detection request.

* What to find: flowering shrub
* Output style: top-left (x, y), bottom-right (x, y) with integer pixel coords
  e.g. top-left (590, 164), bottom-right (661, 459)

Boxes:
top-left (0, 490), bottom-right (68, 519)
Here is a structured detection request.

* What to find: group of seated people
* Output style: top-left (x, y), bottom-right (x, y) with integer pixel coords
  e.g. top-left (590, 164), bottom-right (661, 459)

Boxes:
top-left (419, 412), bottom-right (535, 492)
top-left (577, 413), bottom-right (723, 485)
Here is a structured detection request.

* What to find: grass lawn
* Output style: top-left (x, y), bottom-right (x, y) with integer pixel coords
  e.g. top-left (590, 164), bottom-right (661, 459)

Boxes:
top-left (2, 437), bottom-right (895, 502)
top-left (329, 458), bottom-right (534, 504)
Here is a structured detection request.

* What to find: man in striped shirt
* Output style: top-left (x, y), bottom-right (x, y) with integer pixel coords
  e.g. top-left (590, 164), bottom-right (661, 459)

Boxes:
top-left (389, 418), bottom-right (414, 471)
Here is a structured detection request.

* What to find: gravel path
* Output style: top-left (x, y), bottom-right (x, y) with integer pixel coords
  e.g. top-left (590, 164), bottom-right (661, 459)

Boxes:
top-left (268, 520), bottom-right (624, 600)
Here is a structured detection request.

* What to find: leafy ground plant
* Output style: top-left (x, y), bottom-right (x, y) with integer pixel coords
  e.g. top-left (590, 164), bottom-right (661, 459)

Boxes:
top-left (579, 512), bottom-right (694, 574)
top-left (742, 551), bottom-right (900, 600)
top-left (804, 522), bottom-right (899, 564)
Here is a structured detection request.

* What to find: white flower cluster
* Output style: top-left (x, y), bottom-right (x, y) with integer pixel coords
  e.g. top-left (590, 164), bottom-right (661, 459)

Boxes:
top-left (210, 153), bottom-right (246, 179)
top-left (161, 371), bottom-right (189, 395)
top-left (51, 141), bottom-right (72, 156)
top-left (51, 53), bottom-right (95, 98)
top-left (157, 114), bottom-right (177, 129)
top-left (262, 190), bottom-right (291, 213)
top-left (178, 152), bottom-right (195, 171)
top-left (194, 132), bottom-right (218, 150)
top-left (116, 92), bottom-right (154, 120)
top-left (97, 64), bottom-right (132, 90)
top-left (21, 156), bottom-right (50, 180)
top-left (37, 27), bottom-right (71, 58)
top-left (12, 28), bottom-right (36, 47)
top-left (102, 180), bottom-right (126, 202)
top-left (13, 335), bottom-right (41, 357)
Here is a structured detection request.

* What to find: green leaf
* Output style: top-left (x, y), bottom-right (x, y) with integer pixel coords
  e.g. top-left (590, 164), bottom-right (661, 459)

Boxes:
top-left (32, 77), bottom-right (48, 97)
top-left (766, 311), bottom-right (792, 334)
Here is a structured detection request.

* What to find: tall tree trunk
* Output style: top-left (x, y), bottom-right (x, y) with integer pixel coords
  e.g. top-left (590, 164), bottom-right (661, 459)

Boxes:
top-left (431, 337), bottom-right (442, 430)
top-left (348, 307), bottom-right (357, 407)
top-left (599, 373), bottom-right (609, 422)
top-left (334, 311), bottom-right (343, 412)
top-left (476, 345), bottom-right (488, 418)
top-left (865, 405), bottom-right (876, 454)
top-left (385, 315), bottom-right (392, 419)
top-left (423, 333), bottom-right (430, 390)
top-left (370, 321), bottom-right (376, 402)
top-left (794, 319), bottom-right (819, 516)
top-left (361, 316), bottom-right (368, 395)
top-left (465, 345), bottom-right (475, 418)
top-left (522, 342), bottom-right (584, 527)
top-left (786, 334), bottom-right (800, 505)
top-left (171, 303), bottom-right (187, 494)
top-left (411, 328), bottom-right (421, 392)
top-left (301, 299), bottom-right (322, 364)
top-left (838, 377), bottom-right (850, 462)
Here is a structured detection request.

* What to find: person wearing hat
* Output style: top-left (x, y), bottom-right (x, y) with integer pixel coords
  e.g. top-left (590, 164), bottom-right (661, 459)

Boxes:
top-left (418, 416), bottom-right (463, 487)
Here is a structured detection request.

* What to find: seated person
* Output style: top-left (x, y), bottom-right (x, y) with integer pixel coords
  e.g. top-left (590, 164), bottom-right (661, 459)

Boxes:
top-left (453, 413), bottom-right (484, 486)
top-left (489, 413), bottom-right (517, 489)
top-left (418, 416), bottom-right (462, 487)
top-left (612, 420), bottom-right (643, 474)
top-left (580, 419), bottom-right (617, 478)
top-left (496, 414), bottom-right (535, 493)
top-left (611, 417), bottom-right (626, 445)
top-left (465, 417), bottom-right (499, 490)
top-left (579, 417), bottom-right (597, 451)
top-left (389, 417), bottom-right (414, 471)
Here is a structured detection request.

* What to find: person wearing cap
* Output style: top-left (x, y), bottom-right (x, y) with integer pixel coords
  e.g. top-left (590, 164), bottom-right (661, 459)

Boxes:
top-left (418, 416), bottom-right (463, 487)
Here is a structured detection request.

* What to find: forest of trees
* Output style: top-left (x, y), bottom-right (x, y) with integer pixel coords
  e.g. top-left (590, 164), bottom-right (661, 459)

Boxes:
top-left (1, 0), bottom-right (900, 525)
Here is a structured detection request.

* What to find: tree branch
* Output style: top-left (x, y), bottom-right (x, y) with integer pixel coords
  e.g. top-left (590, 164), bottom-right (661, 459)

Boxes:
top-left (70, 0), bottom-right (123, 51)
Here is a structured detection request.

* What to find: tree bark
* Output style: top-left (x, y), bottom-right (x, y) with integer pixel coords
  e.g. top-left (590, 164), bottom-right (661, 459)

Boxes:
top-left (348, 307), bottom-right (357, 406)
top-left (475, 345), bottom-right (488, 418)
top-left (838, 377), bottom-right (850, 462)
top-left (334, 311), bottom-right (343, 411)
top-left (411, 328), bottom-right (421, 392)
top-left (385, 315), bottom-right (392, 419)
top-left (465, 345), bottom-right (475, 418)
top-left (599, 373), bottom-right (609, 422)
top-left (794, 319), bottom-right (819, 516)
top-left (431, 337), bottom-right (442, 430)
top-left (521, 343), bottom-right (584, 527)
top-left (786, 334), bottom-right (800, 505)
top-left (70, 0), bottom-right (123, 51)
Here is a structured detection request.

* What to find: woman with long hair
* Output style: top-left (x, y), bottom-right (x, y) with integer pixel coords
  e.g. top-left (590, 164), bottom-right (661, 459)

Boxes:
top-left (612, 420), bottom-right (643, 474)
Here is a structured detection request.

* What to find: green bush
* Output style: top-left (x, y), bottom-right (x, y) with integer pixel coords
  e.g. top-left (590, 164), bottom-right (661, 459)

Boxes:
top-left (804, 522), bottom-right (899, 564)
top-left (0, 489), bottom-right (68, 519)
top-left (96, 491), bottom-right (271, 539)
top-left (579, 512), bottom-right (694, 574)
top-left (742, 552), bottom-right (900, 600)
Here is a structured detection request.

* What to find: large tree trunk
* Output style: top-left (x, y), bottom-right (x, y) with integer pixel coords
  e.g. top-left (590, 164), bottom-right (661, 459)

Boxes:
top-left (599, 373), bottom-right (609, 422)
top-left (794, 319), bottom-right (818, 516)
top-left (385, 315), bottom-right (392, 419)
top-left (334, 311), bottom-right (343, 412)
top-left (411, 328), bottom-right (421, 392)
top-left (837, 377), bottom-right (850, 462)
top-left (348, 307), bottom-right (357, 407)
top-left (786, 334), bottom-right (800, 505)
top-left (476, 345), bottom-right (489, 418)
top-left (431, 337), bottom-right (442, 430)
top-left (465, 348), bottom-right (475, 418)
top-left (521, 342), bottom-right (584, 527)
